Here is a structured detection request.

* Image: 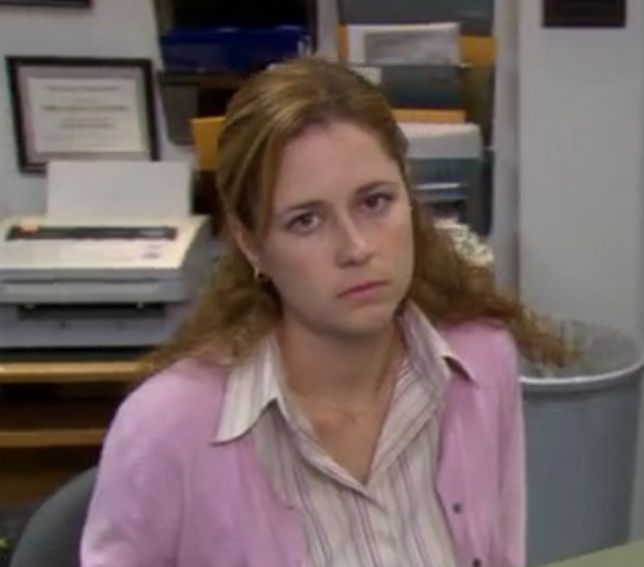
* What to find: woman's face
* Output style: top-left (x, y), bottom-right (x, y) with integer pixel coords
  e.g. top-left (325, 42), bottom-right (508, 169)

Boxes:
top-left (254, 120), bottom-right (414, 341)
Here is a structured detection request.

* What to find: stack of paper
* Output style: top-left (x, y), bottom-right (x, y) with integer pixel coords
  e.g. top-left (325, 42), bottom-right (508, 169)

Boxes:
top-left (345, 22), bottom-right (461, 66)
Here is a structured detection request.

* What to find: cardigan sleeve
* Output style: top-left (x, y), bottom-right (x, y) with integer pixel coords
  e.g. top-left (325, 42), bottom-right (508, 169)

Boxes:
top-left (495, 336), bottom-right (527, 567)
top-left (80, 382), bottom-right (183, 567)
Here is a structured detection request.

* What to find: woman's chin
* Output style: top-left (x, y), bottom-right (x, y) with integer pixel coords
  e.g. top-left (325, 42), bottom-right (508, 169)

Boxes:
top-left (332, 303), bottom-right (399, 338)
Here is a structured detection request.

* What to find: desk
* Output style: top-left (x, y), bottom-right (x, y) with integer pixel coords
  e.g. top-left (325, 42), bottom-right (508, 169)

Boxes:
top-left (0, 349), bottom-right (145, 505)
top-left (541, 540), bottom-right (644, 566)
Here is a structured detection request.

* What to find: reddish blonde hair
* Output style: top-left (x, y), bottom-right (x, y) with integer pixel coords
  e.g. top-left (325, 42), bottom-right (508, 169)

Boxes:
top-left (143, 58), bottom-right (569, 373)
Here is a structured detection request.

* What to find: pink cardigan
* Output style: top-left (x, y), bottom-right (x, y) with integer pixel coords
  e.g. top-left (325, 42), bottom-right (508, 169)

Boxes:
top-left (81, 322), bottom-right (525, 567)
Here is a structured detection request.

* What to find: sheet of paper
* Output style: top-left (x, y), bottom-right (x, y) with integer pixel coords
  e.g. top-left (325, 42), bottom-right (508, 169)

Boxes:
top-left (347, 22), bottom-right (461, 66)
top-left (46, 160), bottom-right (191, 218)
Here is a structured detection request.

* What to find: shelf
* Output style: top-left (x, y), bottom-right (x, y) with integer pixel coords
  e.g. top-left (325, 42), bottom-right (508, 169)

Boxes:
top-left (0, 360), bottom-right (142, 385)
top-left (0, 348), bottom-right (146, 384)
top-left (158, 69), bottom-right (248, 89)
top-left (0, 398), bottom-right (118, 448)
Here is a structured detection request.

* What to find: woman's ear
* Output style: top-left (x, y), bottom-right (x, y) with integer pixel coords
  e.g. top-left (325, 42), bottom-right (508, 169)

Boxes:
top-left (227, 215), bottom-right (261, 271)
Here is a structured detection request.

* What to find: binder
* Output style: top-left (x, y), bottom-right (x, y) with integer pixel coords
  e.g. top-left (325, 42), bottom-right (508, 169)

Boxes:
top-left (191, 116), bottom-right (225, 171)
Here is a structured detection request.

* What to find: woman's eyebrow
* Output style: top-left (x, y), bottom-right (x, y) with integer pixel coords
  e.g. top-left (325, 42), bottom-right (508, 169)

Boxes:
top-left (354, 180), bottom-right (398, 197)
top-left (274, 199), bottom-right (324, 219)
top-left (274, 180), bottom-right (399, 218)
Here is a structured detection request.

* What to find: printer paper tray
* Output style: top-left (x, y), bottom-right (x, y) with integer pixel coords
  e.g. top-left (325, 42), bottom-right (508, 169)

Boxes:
top-left (17, 303), bottom-right (166, 321)
top-left (0, 279), bottom-right (186, 303)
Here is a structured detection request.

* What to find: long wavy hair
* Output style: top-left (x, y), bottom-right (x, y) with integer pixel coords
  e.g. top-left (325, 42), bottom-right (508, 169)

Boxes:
top-left (143, 57), bottom-right (570, 375)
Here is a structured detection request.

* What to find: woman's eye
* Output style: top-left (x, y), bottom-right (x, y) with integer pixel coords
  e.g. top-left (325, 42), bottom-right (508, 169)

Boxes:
top-left (363, 193), bottom-right (393, 212)
top-left (286, 212), bottom-right (320, 233)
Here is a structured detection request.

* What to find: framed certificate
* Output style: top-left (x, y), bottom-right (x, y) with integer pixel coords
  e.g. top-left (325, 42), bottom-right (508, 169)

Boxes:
top-left (6, 56), bottom-right (159, 173)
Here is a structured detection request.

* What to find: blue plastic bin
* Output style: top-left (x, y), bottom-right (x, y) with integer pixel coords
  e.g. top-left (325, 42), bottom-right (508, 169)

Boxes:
top-left (161, 26), bottom-right (307, 73)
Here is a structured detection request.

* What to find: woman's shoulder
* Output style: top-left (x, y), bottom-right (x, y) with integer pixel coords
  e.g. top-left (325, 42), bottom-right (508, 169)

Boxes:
top-left (440, 318), bottom-right (517, 352)
top-left (110, 356), bottom-right (230, 446)
top-left (438, 319), bottom-right (519, 381)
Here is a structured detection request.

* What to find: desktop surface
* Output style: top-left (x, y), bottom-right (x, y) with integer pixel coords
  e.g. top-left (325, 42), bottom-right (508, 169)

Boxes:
top-left (541, 539), bottom-right (644, 566)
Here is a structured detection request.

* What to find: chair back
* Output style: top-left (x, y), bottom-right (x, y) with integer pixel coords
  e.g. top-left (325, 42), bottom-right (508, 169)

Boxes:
top-left (9, 468), bottom-right (97, 567)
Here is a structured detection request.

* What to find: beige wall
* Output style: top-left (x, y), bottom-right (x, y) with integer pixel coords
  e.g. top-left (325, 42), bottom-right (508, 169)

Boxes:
top-left (518, 0), bottom-right (644, 537)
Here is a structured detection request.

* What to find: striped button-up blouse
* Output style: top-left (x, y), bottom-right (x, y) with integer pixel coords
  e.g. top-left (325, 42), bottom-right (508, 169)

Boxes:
top-left (215, 305), bottom-right (461, 566)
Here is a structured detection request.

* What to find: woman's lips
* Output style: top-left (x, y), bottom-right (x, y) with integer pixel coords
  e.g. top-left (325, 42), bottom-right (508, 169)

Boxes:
top-left (338, 281), bottom-right (387, 298)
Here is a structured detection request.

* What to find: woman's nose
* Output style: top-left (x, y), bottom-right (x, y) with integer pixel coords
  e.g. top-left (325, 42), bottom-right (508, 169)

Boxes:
top-left (334, 216), bottom-right (373, 267)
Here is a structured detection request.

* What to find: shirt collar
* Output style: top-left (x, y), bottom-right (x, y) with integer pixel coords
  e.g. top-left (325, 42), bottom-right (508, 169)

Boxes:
top-left (213, 302), bottom-right (476, 444)
top-left (401, 302), bottom-right (478, 385)
top-left (214, 334), bottom-right (285, 444)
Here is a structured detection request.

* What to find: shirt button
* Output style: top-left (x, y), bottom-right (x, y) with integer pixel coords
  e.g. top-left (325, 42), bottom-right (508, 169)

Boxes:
top-left (452, 502), bottom-right (463, 514)
top-left (472, 559), bottom-right (482, 567)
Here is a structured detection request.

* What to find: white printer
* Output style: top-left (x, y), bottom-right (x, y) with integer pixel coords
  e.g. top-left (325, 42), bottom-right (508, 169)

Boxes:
top-left (0, 161), bottom-right (213, 349)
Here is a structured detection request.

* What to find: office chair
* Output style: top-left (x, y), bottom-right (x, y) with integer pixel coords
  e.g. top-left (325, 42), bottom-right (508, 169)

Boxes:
top-left (9, 468), bottom-right (97, 567)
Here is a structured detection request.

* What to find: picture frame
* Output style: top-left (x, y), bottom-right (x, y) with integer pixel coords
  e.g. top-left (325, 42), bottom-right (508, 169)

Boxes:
top-left (5, 56), bottom-right (159, 173)
top-left (0, 1), bottom-right (91, 6)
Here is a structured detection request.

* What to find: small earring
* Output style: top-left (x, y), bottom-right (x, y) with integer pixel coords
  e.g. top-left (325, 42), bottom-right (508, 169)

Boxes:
top-left (253, 265), bottom-right (269, 284)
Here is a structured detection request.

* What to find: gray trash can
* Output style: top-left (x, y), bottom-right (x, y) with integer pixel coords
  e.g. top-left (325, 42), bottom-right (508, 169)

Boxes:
top-left (521, 321), bottom-right (644, 566)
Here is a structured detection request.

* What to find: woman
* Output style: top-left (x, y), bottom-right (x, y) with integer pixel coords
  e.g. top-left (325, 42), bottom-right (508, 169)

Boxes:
top-left (81, 58), bottom-right (568, 567)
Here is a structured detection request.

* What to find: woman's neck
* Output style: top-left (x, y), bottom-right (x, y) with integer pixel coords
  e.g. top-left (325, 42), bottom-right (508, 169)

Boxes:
top-left (276, 318), bottom-right (402, 407)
